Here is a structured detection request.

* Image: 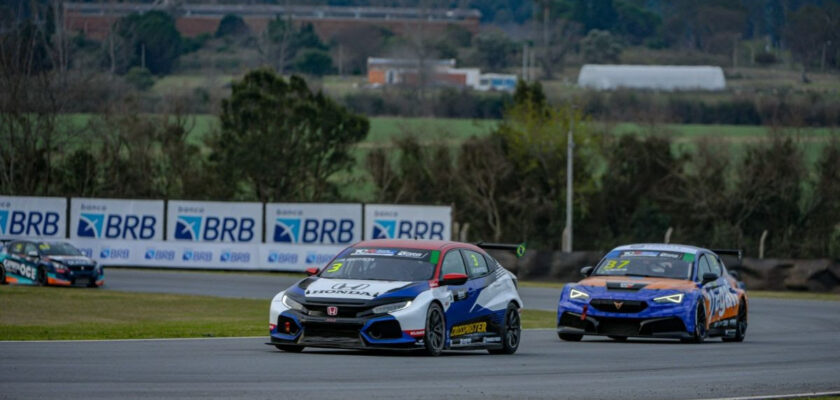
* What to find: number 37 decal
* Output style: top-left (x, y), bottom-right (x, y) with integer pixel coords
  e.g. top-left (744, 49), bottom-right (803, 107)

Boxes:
top-left (603, 260), bottom-right (630, 271)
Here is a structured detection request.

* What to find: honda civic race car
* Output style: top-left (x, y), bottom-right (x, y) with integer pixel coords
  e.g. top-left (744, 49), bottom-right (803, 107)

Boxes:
top-left (556, 244), bottom-right (747, 343)
top-left (0, 240), bottom-right (103, 287)
top-left (269, 239), bottom-right (524, 356)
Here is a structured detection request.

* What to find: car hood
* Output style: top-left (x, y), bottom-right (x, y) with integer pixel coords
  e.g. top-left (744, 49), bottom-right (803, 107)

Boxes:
top-left (298, 278), bottom-right (417, 301)
top-left (578, 275), bottom-right (697, 291)
top-left (46, 256), bottom-right (95, 266)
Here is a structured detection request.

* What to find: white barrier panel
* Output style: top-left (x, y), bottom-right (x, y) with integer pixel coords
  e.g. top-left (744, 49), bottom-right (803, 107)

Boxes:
top-left (363, 204), bottom-right (451, 240)
top-left (266, 203), bottom-right (361, 245)
top-left (68, 239), bottom-right (343, 271)
top-left (70, 198), bottom-right (164, 241)
top-left (167, 200), bottom-right (262, 243)
top-left (0, 196), bottom-right (66, 239)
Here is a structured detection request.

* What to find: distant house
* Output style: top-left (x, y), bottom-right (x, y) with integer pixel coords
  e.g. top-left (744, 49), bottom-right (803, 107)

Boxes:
top-left (577, 65), bottom-right (726, 91)
top-left (367, 57), bottom-right (516, 91)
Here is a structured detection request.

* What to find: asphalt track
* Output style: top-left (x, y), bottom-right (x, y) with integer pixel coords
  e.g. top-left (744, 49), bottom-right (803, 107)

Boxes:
top-left (1, 268), bottom-right (839, 399)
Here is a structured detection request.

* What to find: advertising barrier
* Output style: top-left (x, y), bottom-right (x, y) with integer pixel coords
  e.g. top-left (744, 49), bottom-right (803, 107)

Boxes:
top-left (364, 204), bottom-right (452, 240)
top-left (70, 198), bottom-right (164, 241)
top-left (266, 203), bottom-right (362, 245)
top-left (167, 200), bottom-right (263, 243)
top-left (0, 196), bottom-right (66, 239)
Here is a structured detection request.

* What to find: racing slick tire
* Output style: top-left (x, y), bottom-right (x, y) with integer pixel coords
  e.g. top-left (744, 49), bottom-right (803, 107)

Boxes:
top-left (274, 344), bottom-right (305, 353)
top-left (423, 303), bottom-right (446, 356)
top-left (681, 301), bottom-right (707, 344)
top-left (36, 266), bottom-right (48, 286)
top-left (558, 333), bottom-right (583, 342)
top-left (608, 336), bottom-right (628, 342)
top-left (722, 302), bottom-right (747, 343)
top-left (489, 303), bottom-right (521, 355)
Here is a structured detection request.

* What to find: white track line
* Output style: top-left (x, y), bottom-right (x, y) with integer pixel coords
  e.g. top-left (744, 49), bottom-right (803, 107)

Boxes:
top-left (692, 390), bottom-right (840, 400)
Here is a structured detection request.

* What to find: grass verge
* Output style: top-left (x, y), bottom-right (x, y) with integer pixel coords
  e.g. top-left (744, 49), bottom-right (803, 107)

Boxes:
top-left (0, 286), bottom-right (556, 341)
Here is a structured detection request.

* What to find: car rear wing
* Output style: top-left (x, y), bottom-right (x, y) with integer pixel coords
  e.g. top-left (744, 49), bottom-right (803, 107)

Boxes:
top-left (475, 242), bottom-right (527, 258)
top-left (711, 249), bottom-right (743, 263)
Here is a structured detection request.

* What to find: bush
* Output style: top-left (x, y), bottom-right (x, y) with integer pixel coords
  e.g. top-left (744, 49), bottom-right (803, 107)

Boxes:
top-left (215, 14), bottom-right (250, 38)
top-left (124, 67), bottom-right (154, 91)
top-left (754, 51), bottom-right (778, 65)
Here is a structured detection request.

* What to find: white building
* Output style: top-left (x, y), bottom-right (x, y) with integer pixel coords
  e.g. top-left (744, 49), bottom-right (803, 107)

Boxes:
top-left (578, 65), bottom-right (726, 91)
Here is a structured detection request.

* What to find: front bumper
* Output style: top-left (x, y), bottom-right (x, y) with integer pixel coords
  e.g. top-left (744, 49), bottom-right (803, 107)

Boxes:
top-left (557, 297), bottom-right (695, 339)
top-left (269, 310), bottom-right (421, 349)
top-left (48, 268), bottom-right (104, 287)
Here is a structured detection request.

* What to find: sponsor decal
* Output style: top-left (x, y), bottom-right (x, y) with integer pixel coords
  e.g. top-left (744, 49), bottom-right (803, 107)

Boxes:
top-left (99, 248), bottom-right (130, 260)
top-left (709, 286), bottom-right (739, 317)
top-left (351, 249), bottom-right (397, 257)
top-left (144, 249), bottom-right (175, 261)
top-left (371, 218), bottom-right (445, 240)
top-left (405, 329), bottom-right (425, 338)
top-left (174, 215), bottom-right (255, 242)
top-left (305, 253), bottom-right (334, 265)
top-left (306, 282), bottom-right (378, 298)
top-left (451, 322), bottom-right (487, 337)
top-left (3, 259), bottom-right (37, 279)
top-left (0, 209), bottom-right (60, 236)
top-left (267, 252), bottom-right (299, 264)
top-left (273, 217), bottom-right (355, 244)
top-left (396, 251), bottom-right (426, 258)
top-left (182, 249), bottom-right (212, 262)
top-left (78, 213), bottom-right (157, 240)
top-left (658, 252), bottom-right (681, 259)
top-left (220, 250), bottom-right (250, 263)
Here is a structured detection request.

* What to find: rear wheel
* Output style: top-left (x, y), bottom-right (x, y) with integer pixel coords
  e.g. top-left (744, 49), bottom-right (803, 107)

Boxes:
top-left (423, 303), bottom-right (445, 356)
top-left (274, 344), bottom-right (304, 353)
top-left (608, 336), bottom-right (628, 342)
top-left (489, 303), bottom-right (521, 355)
top-left (558, 332), bottom-right (583, 341)
top-left (682, 301), bottom-right (707, 343)
top-left (36, 266), bottom-right (48, 286)
top-left (722, 302), bottom-right (747, 342)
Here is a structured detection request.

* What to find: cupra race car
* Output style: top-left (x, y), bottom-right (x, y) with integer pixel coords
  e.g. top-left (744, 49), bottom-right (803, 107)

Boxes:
top-left (0, 240), bottom-right (103, 287)
top-left (269, 239), bottom-right (525, 356)
top-left (557, 244), bottom-right (747, 343)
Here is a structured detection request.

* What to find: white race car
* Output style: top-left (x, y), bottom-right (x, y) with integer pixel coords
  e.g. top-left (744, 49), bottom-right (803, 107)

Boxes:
top-left (269, 239), bottom-right (524, 356)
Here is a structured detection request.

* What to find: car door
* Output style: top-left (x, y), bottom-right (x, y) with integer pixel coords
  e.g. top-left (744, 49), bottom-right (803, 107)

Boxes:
top-left (3, 241), bottom-right (38, 282)
top-left (456, 249), bottom-right (494, 339)
top-left (439, 249), bottom-right (473, 332)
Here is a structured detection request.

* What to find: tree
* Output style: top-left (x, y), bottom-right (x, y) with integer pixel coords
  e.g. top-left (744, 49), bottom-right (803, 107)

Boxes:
top-left (215, 14), bottom-right (250, 38)
top-left (472, 31), bottom-right (516, 70)
top-left (786, 4), bottom-right (840, 81)
top-left (211, 69), bottom-right (368, 202)
top-left (259, 19), bottom-right (329, 74)
top-left (572, 0), bottom-right (618, 31)
top-left (581, 29), bottom-right (622, 63)
top-left (113, 11), bottom-right (182, 75)
top-left (293, 49), bottom-right (334, 77)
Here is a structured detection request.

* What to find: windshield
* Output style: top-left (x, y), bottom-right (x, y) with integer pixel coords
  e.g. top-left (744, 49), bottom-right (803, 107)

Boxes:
top-left (39, 242), bottom-right (83, 256)
top-left (593, 250), bottom-right (694, 280)
top-left (320, 248), bottom-right (438, 281)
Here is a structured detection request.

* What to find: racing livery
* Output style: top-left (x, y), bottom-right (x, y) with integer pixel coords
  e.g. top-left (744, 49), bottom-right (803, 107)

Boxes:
top-left (269, 239), bottom-right (524, 355)
top-left (0, 240), bottom-right (103, 287)
top-left (557, 244), bottom-right (747, 343)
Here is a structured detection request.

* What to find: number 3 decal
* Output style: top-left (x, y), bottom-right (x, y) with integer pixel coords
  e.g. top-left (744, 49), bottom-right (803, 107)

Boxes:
top-left (326, 262), bottom-right (343, 273)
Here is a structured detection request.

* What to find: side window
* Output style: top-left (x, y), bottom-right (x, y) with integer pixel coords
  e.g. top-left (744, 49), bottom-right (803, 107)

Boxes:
top-left (697, 255), bottom-right (712, 280)
top-left (440, 250), bottom-right (467, 277)
top-left (24, 242), bottom-right (38, 256)
top-left (11, 242), bottom-right (24, 255)
top-left (707, 255), bottom-right (723, 276)
top-left (483, 254), bottom-right (499, 272)
top-left (462, 250), bottom-right (489, 278)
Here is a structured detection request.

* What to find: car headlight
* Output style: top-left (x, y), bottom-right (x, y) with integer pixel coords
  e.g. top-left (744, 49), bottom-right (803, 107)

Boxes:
top-left (653, 293), bottom-right (684, 304)
top-left (371, 301), bottom-right (412, 314)
top-left (569, 288), bottom-right (590, 300)
top-left (281, 295), bottom-right (307, 312)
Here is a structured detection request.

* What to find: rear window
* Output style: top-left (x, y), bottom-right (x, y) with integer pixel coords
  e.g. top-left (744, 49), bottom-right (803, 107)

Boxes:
top-left (320, 247), bottom-right (440, 282)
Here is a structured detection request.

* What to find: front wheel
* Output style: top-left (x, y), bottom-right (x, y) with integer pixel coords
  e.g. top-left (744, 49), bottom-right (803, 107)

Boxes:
top-left (423, 303), bottom-right (445, 356)
top-left (489, 303), bottom-right (521, 355)
top-left (681, 301), bottom-right (707, 344)
top-left (274, 344), bottom-right (304, 353)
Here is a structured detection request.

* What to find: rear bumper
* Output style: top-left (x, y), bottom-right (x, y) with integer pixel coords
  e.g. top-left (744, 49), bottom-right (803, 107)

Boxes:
top-left (269, 310), bottom-right (421, 349)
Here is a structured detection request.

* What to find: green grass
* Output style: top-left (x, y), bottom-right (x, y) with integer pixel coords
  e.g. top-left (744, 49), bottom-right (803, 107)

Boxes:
top-left (0, 286), bottom-right (556, 341)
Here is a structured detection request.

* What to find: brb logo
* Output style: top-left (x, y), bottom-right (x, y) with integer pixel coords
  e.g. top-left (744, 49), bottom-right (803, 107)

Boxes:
top-left (174, 215), bottom-right (255, 242)
top-left (220, 251), bottom-right (250, 263)
top-left (273, 218), bottom-right (354, 244)
top-left (182, 249), bottom-right (212, 262)
top-left (144, 249), bottom-right (175, 261)
top-left (267, 251), bottom-right (299, 264)
top-left (372, 219), bottom-right (445, 240)
top-left (99, 247), bottom-right (130, 260)
top-left (0, 209), bottom-right (61, 236)
top-left (78, 213), bottom-right (156, 240)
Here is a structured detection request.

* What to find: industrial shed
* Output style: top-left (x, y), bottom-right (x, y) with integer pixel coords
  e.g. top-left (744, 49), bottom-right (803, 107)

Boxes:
top-left (578, 65), bottom-right (726, 91)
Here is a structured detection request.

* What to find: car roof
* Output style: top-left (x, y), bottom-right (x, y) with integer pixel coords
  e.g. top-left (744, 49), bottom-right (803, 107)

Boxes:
top-left (352, 239), bottom-right (482, 252)
top-left (611, 243), bottom-right (712, 255)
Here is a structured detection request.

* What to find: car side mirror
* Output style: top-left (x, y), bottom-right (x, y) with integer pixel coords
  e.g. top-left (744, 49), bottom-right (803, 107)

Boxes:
top-left (702, 273), bottom-right (719, 285)
top-left (27, 250), bottom-right (39, 258)
top-left (305, 267), bottom-right (319, 276)
top-left (440, 273), bottom-right (468, 286)
top-left (580, 266), bottom-right (594, 277)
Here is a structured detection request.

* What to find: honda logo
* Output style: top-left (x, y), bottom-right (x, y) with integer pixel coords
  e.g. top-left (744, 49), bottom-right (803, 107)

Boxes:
top-left (327, 306), bottom-right (338, 316)
top-left (614, 301), bottom-right (624, 310)
top-left (331, 283), bottom-right (370, 290)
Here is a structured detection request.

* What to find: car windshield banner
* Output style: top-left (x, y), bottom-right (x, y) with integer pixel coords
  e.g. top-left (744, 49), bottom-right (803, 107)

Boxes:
top-left (167, 200), bottom-right (262, 243)
top-left (0, 196), bottom-right (66, 239)
top-left (70, 198), bottom-right (164, 241)
top-left (266, 203), bottom-right (362, 245)
top-left (363, 204), bottom-right (451, 240)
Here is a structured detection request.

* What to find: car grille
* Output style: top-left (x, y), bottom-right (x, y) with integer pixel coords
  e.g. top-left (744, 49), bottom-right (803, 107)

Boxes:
top-left (301, 321), bottom-right (363, 346)
top-left (597, 318), bottom-right (642, 336)
top-left (304, 304), bottom-right (370, 318)
top-left (69, 265), bottom-right (95, 272)
top-left (590, 299), bottom-right (648, 313)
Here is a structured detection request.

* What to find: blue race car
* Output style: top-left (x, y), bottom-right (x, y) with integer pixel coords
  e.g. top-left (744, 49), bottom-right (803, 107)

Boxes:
top-left (557, 244), bottom-right (747, 343)
top-left (0, 240), bottom-right (104, 287)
